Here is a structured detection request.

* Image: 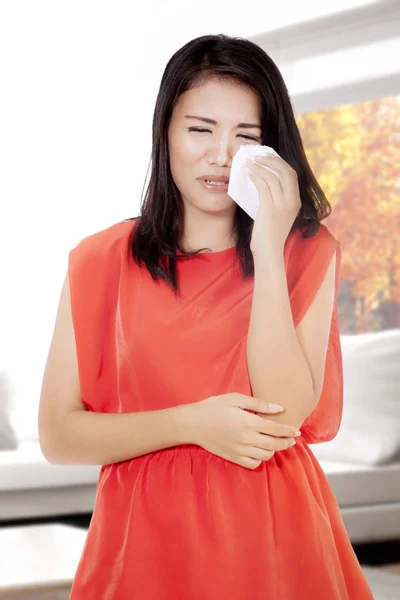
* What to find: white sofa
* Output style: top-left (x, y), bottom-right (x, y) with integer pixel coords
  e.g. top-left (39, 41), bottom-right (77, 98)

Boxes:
top-left (1, 330), bottom-right (399, 544)
top-left (0, 441), bottom-right (99, 522)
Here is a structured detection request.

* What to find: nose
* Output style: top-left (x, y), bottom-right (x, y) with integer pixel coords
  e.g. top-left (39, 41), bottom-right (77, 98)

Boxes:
top-left (207, 137), bottom-right (235, 168)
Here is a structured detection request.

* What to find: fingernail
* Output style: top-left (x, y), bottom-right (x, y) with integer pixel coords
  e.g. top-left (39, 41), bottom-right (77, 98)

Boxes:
top-left (269, 403), bottom-right (284, 411)
top-left (291, 439), bottom-right (297, 446)
top-left (294, 430), bottom-right (302, 437)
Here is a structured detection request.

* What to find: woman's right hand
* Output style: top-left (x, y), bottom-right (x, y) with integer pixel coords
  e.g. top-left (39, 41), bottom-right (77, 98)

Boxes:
top-left (188, 393), bottom-right (301, 470)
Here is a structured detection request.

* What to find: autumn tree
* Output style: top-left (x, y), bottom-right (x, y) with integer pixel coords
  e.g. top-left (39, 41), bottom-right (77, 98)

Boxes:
top-left (297, 96), bottom-right (400, 332)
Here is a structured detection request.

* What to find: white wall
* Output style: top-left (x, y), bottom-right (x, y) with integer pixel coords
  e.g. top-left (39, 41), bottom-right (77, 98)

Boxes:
top-left (0, 0), bottom-right (397, 441)
top-left (250, 0), bottom-right (400, 112)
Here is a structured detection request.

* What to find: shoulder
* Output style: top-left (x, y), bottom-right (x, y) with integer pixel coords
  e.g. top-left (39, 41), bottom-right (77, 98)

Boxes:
top-left (284, 223), bottom-right (340, 285)
top-left (72, 218), bottom-right (137, 254)
top-left (285, 223), bottom-right (339, 263)
top-left (287, 222), bottom-right (338, 249)
top-left (68, 218), bottom-right (139, 282)
top-left (68, 218), bottom-right (139, 268)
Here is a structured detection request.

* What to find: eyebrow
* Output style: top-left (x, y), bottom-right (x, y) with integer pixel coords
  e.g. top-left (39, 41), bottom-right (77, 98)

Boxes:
top-left (184, 115), bottom-right (262, 130)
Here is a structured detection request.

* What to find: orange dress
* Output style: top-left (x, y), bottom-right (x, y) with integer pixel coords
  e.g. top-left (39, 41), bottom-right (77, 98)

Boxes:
top-left (68, 218), bottom-right (373, 599)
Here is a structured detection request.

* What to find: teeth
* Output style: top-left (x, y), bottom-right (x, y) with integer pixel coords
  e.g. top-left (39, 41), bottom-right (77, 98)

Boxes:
top-left (205, 180), bottom-right (227, 185)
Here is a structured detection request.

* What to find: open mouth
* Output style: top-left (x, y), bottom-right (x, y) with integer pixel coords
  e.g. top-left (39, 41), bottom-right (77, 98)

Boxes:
top-left (199, 180), bottom-right (229, 191)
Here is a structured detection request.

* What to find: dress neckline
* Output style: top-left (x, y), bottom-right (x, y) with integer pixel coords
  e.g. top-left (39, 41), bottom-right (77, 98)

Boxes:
top-left (199, 245), bottom-right (236, 256)
top-left (176, 245), bottom-right (237, 259)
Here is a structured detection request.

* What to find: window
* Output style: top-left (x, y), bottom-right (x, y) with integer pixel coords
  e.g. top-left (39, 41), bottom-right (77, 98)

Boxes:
top-left (297, 95), bottom-right (400, 333)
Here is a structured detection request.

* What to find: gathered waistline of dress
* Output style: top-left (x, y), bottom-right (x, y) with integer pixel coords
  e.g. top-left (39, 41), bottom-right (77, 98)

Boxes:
top-left (145, 438), bottom-right (305, 460)
top-left (151, 443), bottom-right (210, 456)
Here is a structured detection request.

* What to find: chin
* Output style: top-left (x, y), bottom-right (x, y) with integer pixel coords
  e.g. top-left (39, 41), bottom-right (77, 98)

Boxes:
top-left (189, 197), bottom-right (235, 215)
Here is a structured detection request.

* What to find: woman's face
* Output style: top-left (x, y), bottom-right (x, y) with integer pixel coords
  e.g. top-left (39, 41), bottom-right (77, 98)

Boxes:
top-left (168, 77), bottom-right (262, 218)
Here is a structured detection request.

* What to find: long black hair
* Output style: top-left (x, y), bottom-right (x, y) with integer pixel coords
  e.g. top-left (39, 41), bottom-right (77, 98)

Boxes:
top-left (124, 34), bottom-right (331, 296)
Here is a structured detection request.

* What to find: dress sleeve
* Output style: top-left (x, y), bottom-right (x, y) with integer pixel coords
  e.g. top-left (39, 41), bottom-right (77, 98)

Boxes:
top-left (285, 224), bottom-right (343, 444)
top-left (67, 230), bottom-right (118, 412)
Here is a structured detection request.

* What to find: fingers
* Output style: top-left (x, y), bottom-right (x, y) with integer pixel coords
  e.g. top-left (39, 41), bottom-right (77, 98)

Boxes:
top-left (238, 436), bottom-right (296, 469)
top-left (247, 412), bottom-right (300, 438)
top-left (239, 456), bottom-right (263, 470)
top-left (240, 437), bottom-right (294, 468)
top-left (251, 154), bottom-right (297, 189)
top-left (255, 433), bottom-right (297, 452)
top-left (261, 419), bottom-right (301, 439)
top-left (244, 447), bottom-right (277, 462)
top-left (236, 394), bottom-right (285, 415)
top-left (241, 434), bottom-right (296, 456)
top-left (241, 434), bottom-right (295, 466)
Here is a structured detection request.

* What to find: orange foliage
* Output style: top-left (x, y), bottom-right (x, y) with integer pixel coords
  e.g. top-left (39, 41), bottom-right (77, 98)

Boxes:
top-left (297, 96), bottom-right (400, 332)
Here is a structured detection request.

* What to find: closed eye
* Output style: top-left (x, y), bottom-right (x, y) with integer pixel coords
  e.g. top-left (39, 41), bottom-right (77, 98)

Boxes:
top-left (187, 127), bottom-right (260, 142)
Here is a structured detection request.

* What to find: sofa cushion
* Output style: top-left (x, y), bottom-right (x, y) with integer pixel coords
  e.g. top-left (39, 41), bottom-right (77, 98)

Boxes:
top-left (0, 373), bottom-right (18, 450)
top-left (0, 441), bottom-right (101, 491)
top-left (310, 457), bottom-right (400, 506)
top-left (311, 328), bottom-right (400, 466)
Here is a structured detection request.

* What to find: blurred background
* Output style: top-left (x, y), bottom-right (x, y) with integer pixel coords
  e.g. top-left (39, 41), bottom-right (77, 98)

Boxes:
top-left (0, 1), bottom-right (399, 598)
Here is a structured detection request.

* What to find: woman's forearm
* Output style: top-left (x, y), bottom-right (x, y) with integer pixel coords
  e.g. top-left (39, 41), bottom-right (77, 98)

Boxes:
top-left (246, 253), bottom-right (316, 430)
top-left (42, 404), bottom-right (195, 466)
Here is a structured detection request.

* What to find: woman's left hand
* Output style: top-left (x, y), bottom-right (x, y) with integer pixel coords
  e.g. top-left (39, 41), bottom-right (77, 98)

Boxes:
top-left (247, 154), bottom-right (301, 259)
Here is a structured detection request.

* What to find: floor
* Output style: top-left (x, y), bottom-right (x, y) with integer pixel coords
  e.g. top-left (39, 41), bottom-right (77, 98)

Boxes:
top-left (353, 537), bottom-right (400, 571)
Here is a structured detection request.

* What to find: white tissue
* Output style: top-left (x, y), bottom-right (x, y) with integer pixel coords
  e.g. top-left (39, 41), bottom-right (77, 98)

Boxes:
top-left (227, 145), bottom-right (280, 219)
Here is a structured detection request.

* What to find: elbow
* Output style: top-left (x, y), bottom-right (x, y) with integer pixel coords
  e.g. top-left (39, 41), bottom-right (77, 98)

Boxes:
top-left (297, 385), bottom-right (321, 427)
top-left (40, 443), bottom-right (68, 465)
top-left (38, 433), bottom-right (59, 465)
top-left (284, 384), bottom-right (317, 430)
top-left (309, 382), bottom-right (323, 413)
top-left (297, 369), bottom-right (320, 419)
top-left (38, 419), bottom-right (65, 465)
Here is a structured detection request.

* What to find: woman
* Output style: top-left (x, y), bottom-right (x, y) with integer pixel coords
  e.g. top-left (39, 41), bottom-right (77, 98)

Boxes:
top-left (39, 34), bottom-right (373, 599)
